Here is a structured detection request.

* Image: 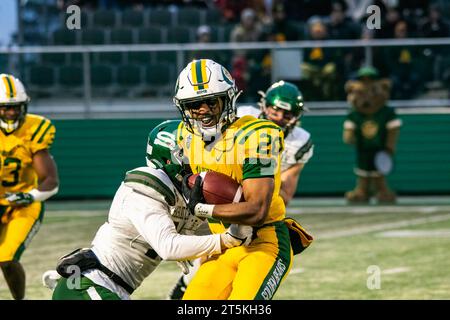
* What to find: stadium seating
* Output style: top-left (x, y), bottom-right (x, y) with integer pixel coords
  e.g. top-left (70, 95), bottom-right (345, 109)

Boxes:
top-left (58, 65), bottom-right (84, 96)
top-left (177, 7), bottom-right (204, 27)
top-left (20, 4), bottom-right (241, 97)
top-left (96, 51), bottom-right (125, 65)
top-left (137, 26), bottom-right (165, 44)
top-left (90, 64), bottom-right (114, 95)
top-left (116, 64), bottom-right (143, 96)
top-left (110, 28), bottom-right (135, 44)
top-left (52, 28), bottom-right (78, 45)
top-left (121, 8), bottom-right (145, 27)
top-left (127, 51), bottom-right (153, 65)
top-left (204, 7), bottom-right (224, 25)
top-left (81, 28), bottom-right (106, 45)
top-left (92, 9), bottom-right (118, 28)
top-left (27, 65), bottom-right (56, 96)
top-left (148, 8), bottom-right (173, 26)
top-left (41, 53), bottom-right (67, 66)
top-left (144, 63), bottom-right (174, 96)
top-left (167, 26), bottom-right (194, 43)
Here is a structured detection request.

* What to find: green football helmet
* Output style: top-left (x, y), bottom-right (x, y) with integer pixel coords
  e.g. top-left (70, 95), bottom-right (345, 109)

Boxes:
top-left (146, 120), bottom-right (190, 185)
top-left (258, 80), bottom-right (305, 135)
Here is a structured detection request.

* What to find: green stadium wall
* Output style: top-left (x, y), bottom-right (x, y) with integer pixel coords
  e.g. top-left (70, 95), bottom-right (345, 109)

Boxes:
top-left (50, 113), bottom-right (450, 198)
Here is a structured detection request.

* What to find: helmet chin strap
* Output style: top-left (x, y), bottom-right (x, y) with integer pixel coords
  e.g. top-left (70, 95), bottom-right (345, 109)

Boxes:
top-left (193, 113), bottom-right (226, 143)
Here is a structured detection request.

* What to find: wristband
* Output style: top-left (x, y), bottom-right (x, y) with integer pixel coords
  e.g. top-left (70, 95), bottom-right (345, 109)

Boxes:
top-left (28, 186), bottom-right (59, 202)
top-left (194, 203), bottom-right (215, 218)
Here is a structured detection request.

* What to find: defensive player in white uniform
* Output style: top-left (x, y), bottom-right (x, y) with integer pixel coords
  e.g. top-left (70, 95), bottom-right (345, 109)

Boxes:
top-left (45, 120), bottom-right (252, 300)
top-left (168, 80), bottom-right (314, 299)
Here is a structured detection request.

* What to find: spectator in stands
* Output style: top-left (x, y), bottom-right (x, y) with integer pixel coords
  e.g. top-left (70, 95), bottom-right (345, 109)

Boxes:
top-left (283, 0), bottom-right (333, 22)
top-left (263, 1), bottom-right (301, 42)
top-left (326, 0), bottom-right (361, 94)
top-left (229, 8), bottom-right (265, 102)
top-left (375, 5), bottom-right (402, 39)
top-left (383, 20), bottom-right (422, 99)
top-left (419, 3), bottom-right (449, 38)
top-left (300, 17), bottom-right (340, 100)
top-left (215, 0), bottom-right (251, 23)
top-left (230, 8), bottom-right (264, 43)
top-left (327, 0), bottom-right (360, 40)
top-left (188, 25), bottom-right (228, 67)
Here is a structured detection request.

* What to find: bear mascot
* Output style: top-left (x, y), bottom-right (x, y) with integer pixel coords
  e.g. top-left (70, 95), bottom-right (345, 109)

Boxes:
top-left (343, 66), bottom-right (402, 203)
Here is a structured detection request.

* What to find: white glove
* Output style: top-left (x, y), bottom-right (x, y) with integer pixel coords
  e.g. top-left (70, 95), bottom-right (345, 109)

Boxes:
top-left (177, 260), bottom-right (194, 275)
top-left (221, 224), bottom-right (253, 249)
top-left (42, 270), bottom-right (61, 290)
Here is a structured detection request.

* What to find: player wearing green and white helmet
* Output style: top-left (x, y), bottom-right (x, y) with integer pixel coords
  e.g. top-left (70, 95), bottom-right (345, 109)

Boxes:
top-left (47, 120), bottom-right (252, 300)
top-left (237, 81), bottom-right (314, 205)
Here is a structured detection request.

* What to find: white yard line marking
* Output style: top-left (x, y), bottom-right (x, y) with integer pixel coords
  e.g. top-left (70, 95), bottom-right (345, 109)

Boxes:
top-left (46, 210), bottom-right (107, 217)
top-left (382, 267), bottom-right (410, 275)
top-left (317, 213), bottom-right (450, 239)
top-left (289, 268), bottom-right (304, 274)
top-left (287, 206), bottom-right (450, 215)
top-left (377, 229), bottom-right (450, 238)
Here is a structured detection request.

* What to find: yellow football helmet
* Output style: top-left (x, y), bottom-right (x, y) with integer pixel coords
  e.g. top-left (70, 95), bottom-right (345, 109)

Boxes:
top-left (0, 73), bottom-right (30, 134)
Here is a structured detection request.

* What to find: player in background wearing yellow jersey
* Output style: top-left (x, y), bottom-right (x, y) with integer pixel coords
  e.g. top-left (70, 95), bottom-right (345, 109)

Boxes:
top-left (167, 80), bottom-right (314, 299)
top-left (0, 74), bottom-right (59, 300)
top-left (173, 59), bottom-right (312, 300)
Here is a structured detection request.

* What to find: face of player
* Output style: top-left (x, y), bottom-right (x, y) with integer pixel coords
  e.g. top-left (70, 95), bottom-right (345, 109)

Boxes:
top-left (264, 105), bottom-right (295, 128)
top-left (185, 97), bottom-right (224, 128)
top-left (0, 104), bottom-right (22, 122)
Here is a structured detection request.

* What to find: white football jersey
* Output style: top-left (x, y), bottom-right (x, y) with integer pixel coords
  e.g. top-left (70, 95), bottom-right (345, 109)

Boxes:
top-left (85, 166), bottom-right (220, 299)
top-left (237, 106), bottom-right (314, 172)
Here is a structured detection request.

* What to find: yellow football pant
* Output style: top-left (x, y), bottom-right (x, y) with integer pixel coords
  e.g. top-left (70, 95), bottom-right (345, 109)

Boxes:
top-left (0, 202), bottom-right (44, 262)
top-left (183, 221), bottom-right (293, 300)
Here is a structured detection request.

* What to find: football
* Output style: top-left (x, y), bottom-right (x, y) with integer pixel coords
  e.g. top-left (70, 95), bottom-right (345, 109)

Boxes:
top-left (188, 171), bottom-right (245, 205)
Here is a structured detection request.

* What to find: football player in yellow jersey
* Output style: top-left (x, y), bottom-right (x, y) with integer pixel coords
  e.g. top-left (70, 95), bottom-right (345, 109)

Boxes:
top-left (0, 74), bottom-right (59, 300)
top-left (172, 59), bottom-right (312, 300)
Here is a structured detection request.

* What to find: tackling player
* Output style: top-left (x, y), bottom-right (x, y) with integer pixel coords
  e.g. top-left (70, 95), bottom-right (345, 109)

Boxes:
top-left (0, 73), bottom-right (59, 300)
top-left (48, 121), bottom-right (252, 300)
top-left (173, 59), bottom-right (312, 300)
top-left (168, 80), bottom-right (314, 299)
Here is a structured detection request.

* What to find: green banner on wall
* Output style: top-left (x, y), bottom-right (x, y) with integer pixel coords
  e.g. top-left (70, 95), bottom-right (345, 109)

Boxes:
top-left (49, 113), bottom-right (450, 198)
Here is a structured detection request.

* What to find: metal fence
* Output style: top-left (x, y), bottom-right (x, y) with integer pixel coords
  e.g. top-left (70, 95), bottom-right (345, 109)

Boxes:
top-left (1, 37), bottom-right (449, 118)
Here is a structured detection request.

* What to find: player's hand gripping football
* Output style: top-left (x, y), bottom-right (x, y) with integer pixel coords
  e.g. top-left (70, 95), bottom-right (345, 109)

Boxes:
top-left (5, 192), bottom-right (34, 207)
top-left (182, 174), bottom-right (205, 215)
top-left (221, 224), bottom-right (253, 249)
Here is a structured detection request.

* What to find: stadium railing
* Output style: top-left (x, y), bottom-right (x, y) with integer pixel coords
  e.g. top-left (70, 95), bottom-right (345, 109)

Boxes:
top-left (1, 37), bottom-right (449, 118)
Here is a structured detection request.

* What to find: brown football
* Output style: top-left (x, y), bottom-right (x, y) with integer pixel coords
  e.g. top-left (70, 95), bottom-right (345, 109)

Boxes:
top-left (188, 171), bottom-right (245, 205)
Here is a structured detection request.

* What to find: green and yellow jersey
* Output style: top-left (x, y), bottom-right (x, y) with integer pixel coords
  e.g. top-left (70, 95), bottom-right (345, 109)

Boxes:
top-left (176, 115), bottom-right (286, 231)
top-left (0, 114), bottom-right (55, 195)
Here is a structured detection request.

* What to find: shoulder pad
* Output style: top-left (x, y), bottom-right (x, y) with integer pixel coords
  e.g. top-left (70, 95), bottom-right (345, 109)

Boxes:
top-left (25, 114), bottom-right (56, 151)
top-left (236, 105), bottom-right (261, 118)
top-left (123, 166), bottom-right (177, 206)
top-left (286, 127), bottom-right (311, 146)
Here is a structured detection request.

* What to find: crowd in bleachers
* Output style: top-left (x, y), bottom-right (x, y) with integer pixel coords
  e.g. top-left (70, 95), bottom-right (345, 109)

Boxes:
top-left (14, 0), bottom-right (450, 101)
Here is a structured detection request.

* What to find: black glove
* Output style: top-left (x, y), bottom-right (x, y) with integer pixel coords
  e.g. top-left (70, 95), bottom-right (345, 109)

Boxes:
top-left (182, 174), bottom-right (204, 214)
top-left (5, 192), bottom-right (34, 206)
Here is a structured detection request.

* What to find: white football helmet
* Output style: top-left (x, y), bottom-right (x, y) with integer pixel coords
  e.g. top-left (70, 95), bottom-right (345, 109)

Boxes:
top-left (0, 74), bottom-right (30, 134)
top-left (173, 59), bottom-right (241, 141)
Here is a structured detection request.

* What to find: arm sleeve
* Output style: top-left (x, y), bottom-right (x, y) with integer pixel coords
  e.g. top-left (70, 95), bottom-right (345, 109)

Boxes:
top-left (125, 190), bottom-right (222, 261)
top-left (30, 118), bottom-right (56, 154)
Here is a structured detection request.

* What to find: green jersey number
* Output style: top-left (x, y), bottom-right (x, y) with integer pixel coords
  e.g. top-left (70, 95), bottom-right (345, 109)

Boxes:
top-left (2, 157), bottom-right (22, 187)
